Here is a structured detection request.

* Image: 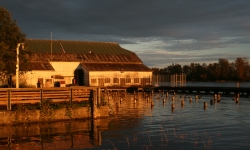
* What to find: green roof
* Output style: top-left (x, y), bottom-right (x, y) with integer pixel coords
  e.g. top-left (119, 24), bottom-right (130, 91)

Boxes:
top-left (26, 39), bottom-right (133, 55)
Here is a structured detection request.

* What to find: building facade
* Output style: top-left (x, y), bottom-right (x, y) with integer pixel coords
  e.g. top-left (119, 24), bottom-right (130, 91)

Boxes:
top-left (21, 39), bottom-right (152, 87)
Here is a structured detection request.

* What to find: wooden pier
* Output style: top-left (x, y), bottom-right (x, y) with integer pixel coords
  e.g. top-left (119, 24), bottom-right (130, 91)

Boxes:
top-left (152, 86), bottom-right (250, 97)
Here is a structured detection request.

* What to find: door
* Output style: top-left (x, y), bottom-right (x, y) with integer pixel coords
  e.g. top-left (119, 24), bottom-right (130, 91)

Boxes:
top-left (98, 78), bottom-right (104, 87)
top-left (120, 78), bottom-right (125, 87)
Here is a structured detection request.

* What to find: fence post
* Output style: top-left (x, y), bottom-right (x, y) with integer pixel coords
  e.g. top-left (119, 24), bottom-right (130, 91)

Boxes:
top-left (40, 89), bottom-right (43, 106)
top-left (91, 89), bottom-right (97, 119)
top-left (70, 88), bottom-right (73, 106)
top-left (98, 88), bottom-right (100, 105)
top-left (7, 90), bottom-right (11, 110)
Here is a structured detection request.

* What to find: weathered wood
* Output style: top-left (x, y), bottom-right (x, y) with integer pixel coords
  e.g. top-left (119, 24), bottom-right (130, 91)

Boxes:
top-left (0, 87), bottom-right (98, 110)
top-left (7, 90), bottom-right (11, 110)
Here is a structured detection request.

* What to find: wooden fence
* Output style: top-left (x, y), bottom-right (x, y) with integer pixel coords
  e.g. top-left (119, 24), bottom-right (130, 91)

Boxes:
top-left (0, 87), bottom-right (99, 110)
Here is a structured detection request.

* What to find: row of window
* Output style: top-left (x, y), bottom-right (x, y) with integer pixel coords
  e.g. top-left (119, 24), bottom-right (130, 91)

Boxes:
top-left (91, 78), bottom-right (147, 84)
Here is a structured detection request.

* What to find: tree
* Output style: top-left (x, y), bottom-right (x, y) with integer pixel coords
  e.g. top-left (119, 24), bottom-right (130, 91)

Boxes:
top-left (235, 57), bottom-right (249, 81)
top-left (168, 64), bottom-right (182, 74)
top-left (218, 59), bottom-right (230, 80)
top-left (0, 7), bottom-right (31, 85)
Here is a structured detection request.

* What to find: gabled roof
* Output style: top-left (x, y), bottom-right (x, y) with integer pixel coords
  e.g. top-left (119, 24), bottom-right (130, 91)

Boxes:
top-left (26, 39), bottom-right (152, 72)
top-left (81, 63), bottom-right (152, 72)
top-left (26, 39), bottom-right (144, 64)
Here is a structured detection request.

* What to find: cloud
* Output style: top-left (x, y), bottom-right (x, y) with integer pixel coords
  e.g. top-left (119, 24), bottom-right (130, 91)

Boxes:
top-left (1, 0), bottom-right (250, 67)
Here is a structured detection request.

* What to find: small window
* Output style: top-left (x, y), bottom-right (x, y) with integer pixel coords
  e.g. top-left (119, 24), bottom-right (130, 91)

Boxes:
top-left (91, 78), bottom-right (97, 84)
top-left (125, 78), bottom-right (131, 83)
top-left (105, 78), bottom-right (110, 83)
top-left (113, 78), bottom-right (119, 83)
top-left (134, 78), bottom-right (139, 83)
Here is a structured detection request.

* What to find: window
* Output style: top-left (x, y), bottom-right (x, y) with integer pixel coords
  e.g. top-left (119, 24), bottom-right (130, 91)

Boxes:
top-left (134, 78), bottom-right (139, 83)
top-left (105, 78), bottom-right (110, 83)
top-left (125, 78), bottom-right (131, 83)
top-left (91, 78), bottom-right (97, 84)
top-left (113, 78), bottom-right (119, 83)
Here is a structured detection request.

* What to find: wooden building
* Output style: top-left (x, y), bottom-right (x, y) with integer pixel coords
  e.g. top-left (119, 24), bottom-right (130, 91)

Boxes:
top-left (20, 39), bottom-right (152, 87)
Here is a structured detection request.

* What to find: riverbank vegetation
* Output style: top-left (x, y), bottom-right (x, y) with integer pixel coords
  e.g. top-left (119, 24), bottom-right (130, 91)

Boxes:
top-left (152, 58), bottom-right (250, 82)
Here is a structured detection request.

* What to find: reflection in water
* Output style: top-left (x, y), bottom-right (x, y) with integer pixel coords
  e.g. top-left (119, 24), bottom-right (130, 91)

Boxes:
top-left (0, 119), bottom-right (108, 149)
top-left (1, 90), bottom-right (250, 149)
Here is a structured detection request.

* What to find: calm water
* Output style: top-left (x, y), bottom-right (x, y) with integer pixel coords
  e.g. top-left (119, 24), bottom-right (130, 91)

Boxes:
top-left (1, 83), bottom-right (250, 150)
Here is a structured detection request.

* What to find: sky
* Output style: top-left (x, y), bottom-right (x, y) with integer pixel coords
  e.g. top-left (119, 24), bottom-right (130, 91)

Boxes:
top-left (1, 0), bottom-right (250, 68)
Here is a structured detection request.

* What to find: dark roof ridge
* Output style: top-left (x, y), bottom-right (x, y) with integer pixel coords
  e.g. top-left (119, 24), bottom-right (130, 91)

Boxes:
top-left (26, 38), bottom-right (119, 44)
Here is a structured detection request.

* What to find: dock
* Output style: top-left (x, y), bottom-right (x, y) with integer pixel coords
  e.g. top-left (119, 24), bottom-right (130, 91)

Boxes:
top-left (152, 86), bottom-right (250, 97)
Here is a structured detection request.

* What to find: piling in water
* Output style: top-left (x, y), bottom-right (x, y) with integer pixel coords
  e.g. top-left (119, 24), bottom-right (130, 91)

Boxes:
top-left (181, 100), bottom-right (184, 106)
top-left (204, 102), bottom-right (207, 108)
top-left (172, 96), bottom-right (175, 101)
top-left (171, 103), bottom-right (174, 109)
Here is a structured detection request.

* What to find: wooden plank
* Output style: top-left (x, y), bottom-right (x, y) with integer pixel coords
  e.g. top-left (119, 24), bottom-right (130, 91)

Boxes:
top-left (11, 100), bottom-right (40, 104)
top-left (0, 87), bottom-right (95, 107)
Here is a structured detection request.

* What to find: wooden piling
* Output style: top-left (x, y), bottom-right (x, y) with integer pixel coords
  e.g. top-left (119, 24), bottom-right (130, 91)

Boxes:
top-left (7, 90), bottom-right (11, 110)
top-left (181, 99), bottom-right (184, 106)
top-left (204, 102), bottom-right (207, 109)
top-left (217, 94), bottom-right (221, 101)
top-left (151, 101), bottom-right (154, 107)
top-left (171, 103), bottom-right (174, 109)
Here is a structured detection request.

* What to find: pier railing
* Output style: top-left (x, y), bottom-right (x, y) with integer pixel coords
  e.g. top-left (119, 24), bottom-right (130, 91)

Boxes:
top-left (0, 87), bottom-right (99, 110)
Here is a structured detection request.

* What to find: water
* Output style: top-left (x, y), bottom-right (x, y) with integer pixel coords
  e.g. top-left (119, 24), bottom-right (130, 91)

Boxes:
top-left (1, 83), bottom-right (250, 150)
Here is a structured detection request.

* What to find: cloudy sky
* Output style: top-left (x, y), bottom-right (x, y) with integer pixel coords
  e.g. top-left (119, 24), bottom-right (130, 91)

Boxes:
top-left (1, 0), bottom-right (250, 68)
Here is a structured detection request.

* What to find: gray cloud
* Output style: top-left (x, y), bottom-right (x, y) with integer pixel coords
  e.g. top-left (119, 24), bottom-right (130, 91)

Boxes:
top-left (1, 0), bottom-right (250, 67)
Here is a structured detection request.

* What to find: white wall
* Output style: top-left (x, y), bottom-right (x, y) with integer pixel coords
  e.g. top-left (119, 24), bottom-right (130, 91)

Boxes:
top-left (50, 62), bottom-right (81, 76)
top-left (88, 71), bottom-right (152, 87)
top-left (20, 62), bottom-right (81, 87)
top-left (20, 62), bottom-right (152, 87)
top-left (20, 70), bottom-right (55, 87)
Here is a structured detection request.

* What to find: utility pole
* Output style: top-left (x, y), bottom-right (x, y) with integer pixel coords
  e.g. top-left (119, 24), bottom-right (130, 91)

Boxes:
top-left (16, 43), bottom-right (24, 88)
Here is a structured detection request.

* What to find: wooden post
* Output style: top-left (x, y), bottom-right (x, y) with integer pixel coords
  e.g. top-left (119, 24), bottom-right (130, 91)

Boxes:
top-left (7, 90), bottom-right (11, 110)
top-left (40, 89), bottom-right (43, 106)
top-left (217, 94), bottom-right (221, 101)
top-left (214, 94), bottom-right (217, 100)
top-left (181, 99), bottom-right (184, 106)
top-left (171, 103), bottom-right (174, 109)
top-left (70, 88), bottom-right (73, 106)
top-left (91, 89), bottom-right (96, 119)
top-left (98, 88), bottom-right (100, 105)
top-left (204, 102), bottom-right (207, 109)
